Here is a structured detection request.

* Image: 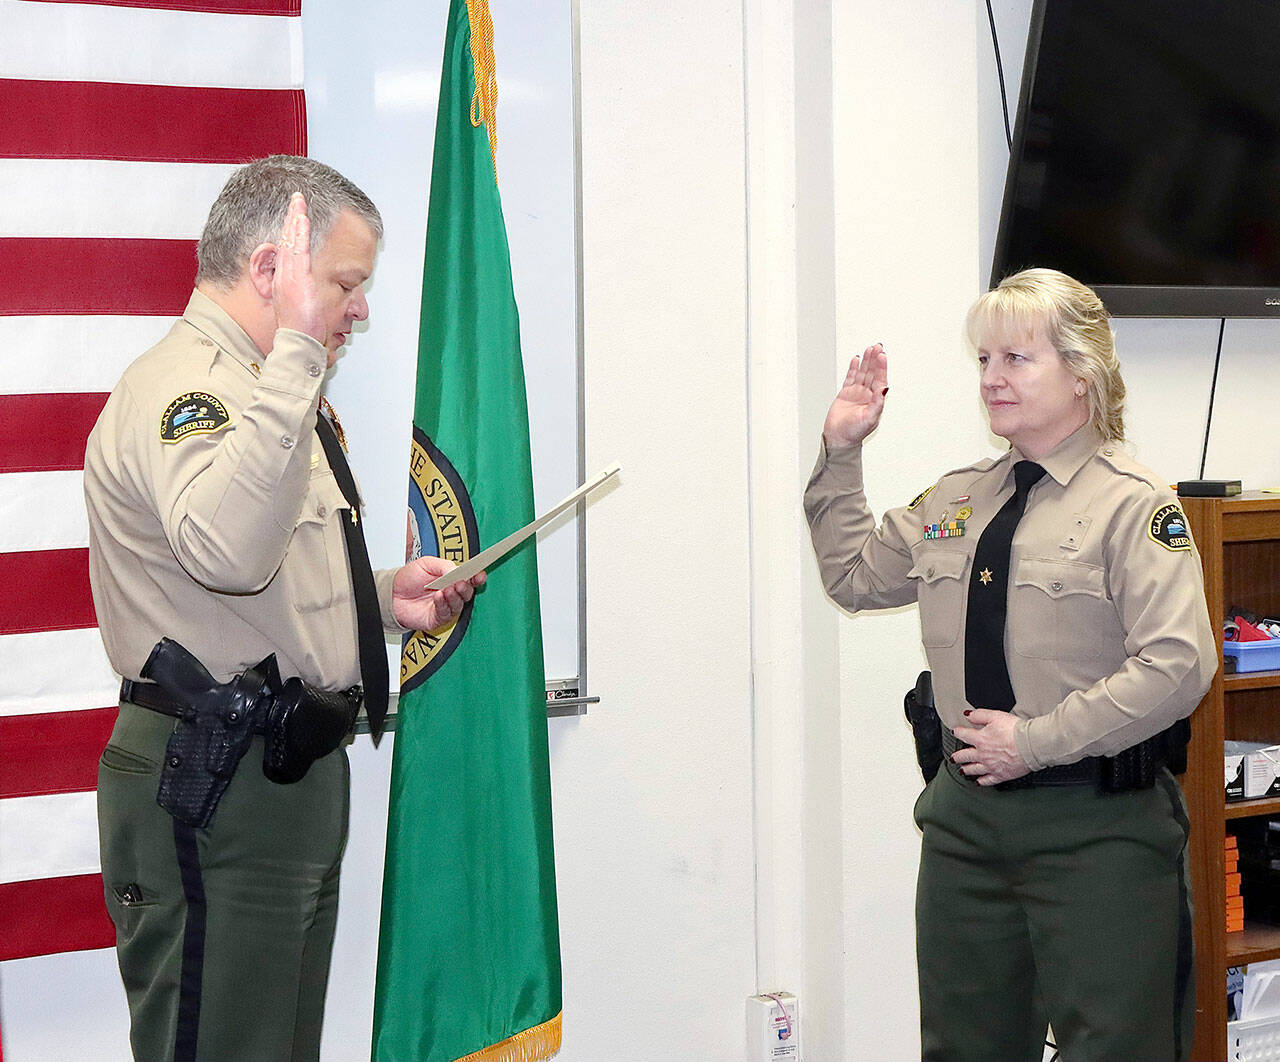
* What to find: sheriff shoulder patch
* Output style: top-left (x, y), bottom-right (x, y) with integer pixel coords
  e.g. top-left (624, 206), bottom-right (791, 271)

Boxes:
top-left (160, 392), bottom-right (231, 444)
top-left (1149, 502), bottom-right (1192, 552)
top-left (907, 484), bottom-right (935, 511)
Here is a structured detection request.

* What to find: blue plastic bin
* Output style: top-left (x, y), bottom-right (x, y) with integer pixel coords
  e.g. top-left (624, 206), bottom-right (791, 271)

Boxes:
top-left (1224, 639), bottom-right (1280, 673)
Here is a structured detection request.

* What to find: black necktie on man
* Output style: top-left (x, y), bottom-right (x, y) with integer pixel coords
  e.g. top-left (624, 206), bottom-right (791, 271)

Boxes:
top-left (315, 410), bottom-right (389, 742)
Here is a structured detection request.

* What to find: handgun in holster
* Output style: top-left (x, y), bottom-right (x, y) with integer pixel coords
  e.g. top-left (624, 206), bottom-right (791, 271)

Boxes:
top-left (145, 638), bottom-right (270, 828)
top-left (142, 638), bottom-right (362, 827)
top-left (903, 670), bottom-right (943, 783)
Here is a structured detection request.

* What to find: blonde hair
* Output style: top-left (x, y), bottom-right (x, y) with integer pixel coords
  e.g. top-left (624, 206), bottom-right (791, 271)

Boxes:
top-left (966, 267), bottom-right (1125, 441)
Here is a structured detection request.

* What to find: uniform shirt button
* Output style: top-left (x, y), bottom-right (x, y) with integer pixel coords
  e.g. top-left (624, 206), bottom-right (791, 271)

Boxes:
top-left (199, 338), bottom-right (214, 347)
top-left (1103, 448), bottom-right (1114, 457)
top-left (281, 434), bottom-right (295, 449)
top-left (1050, 579), bottom-right (1064, 592)
top-left (317, 504), bottom-right (327, 519)
top-left (926, 566), bottom-right (936, 579)
top-left (307, 363), bottom-right (322, 378)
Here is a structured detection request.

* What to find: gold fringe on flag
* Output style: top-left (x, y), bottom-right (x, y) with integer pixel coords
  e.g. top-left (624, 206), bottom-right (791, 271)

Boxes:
top-left (465, 0), bottom-right (499, 183)
top-left (455, 1013), bottom-right (562, 1062)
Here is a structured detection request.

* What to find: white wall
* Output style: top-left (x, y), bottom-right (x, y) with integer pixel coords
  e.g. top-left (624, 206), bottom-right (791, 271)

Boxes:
top-left (566, 2), bottom-right (759, 1056)
top-left (829, 4), bottom-right (990, 1056)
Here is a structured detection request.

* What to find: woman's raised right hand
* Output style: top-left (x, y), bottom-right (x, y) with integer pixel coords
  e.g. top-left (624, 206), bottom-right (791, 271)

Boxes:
top-left (822, 344), bottom-right (889, 448)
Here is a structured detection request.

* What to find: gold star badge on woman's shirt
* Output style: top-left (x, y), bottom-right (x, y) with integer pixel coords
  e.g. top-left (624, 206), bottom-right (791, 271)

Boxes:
top-left (980, 568), bottom-right (993, 584)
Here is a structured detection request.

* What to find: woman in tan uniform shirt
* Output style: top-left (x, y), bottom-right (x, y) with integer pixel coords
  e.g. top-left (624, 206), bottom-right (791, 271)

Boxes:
top-left (805, 268), bottom-right (1215, 1061)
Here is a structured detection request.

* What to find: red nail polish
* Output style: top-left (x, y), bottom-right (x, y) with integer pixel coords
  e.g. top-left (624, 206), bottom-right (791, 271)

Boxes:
top-left (963, 709), bottom-right (972, 716)
top-left (881, 387), bottom-right (889, 396)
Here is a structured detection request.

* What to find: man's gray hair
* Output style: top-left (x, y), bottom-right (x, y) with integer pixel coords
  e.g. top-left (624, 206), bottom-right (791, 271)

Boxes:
top-left (196, 155), bottom-right (383, 288)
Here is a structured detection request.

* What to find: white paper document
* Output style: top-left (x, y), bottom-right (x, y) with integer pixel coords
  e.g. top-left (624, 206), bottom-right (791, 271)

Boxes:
top-left (425, 463), bottom-right (621, 590)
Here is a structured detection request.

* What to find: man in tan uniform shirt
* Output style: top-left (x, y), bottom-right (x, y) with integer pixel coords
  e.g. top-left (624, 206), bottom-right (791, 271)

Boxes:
top-left (85, 156), bottom-right (482, 1062)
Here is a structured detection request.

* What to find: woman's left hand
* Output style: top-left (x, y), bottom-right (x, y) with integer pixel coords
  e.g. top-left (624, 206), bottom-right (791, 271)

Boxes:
top-left (950, 709), bottom-right (1032, 786)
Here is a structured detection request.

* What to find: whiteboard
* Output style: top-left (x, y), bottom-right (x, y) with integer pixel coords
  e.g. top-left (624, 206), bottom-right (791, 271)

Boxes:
top-left (305, 0), bottom-right (582, 684)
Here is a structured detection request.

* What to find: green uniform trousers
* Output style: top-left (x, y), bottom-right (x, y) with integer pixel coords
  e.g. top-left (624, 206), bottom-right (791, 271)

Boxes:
top-left (913, 758), bottom-right (1194, 1062)
top-left (97, 702), bottom-right (350, 1062)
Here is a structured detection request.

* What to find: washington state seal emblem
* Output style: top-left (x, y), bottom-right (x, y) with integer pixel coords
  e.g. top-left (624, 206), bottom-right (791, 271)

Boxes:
top-left (401, 428), bottom-right (479, 693)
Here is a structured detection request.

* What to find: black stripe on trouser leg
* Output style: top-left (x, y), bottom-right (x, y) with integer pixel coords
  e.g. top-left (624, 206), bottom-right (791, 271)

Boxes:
top-left (1157, 770), bottom-right (1194, 1062)
top-left (172, 818), bottom-right (207, 1062)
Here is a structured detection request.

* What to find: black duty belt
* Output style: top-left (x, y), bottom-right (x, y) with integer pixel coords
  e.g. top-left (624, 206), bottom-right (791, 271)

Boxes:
top-left (121, 678), bottom-right (364, 734)
top-left (942, 727), bottom-right (1101, 788)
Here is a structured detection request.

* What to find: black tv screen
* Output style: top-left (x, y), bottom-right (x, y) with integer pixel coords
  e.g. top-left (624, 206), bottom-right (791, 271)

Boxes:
top-left (991, 0), bottom-right (1280, 317)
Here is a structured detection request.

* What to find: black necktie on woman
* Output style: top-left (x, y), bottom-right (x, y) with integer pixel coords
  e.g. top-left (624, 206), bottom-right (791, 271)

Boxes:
top-left (315, 411), bottom-right (389, 742)
top-left (963, 460), bottom-right (1046, 711)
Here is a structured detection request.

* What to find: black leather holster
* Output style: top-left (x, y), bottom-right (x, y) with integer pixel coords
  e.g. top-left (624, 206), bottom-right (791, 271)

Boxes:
top-left (261, 670), bottom-right (362, 785)
top-left (904, 670), bottom-right (943, 783)
top-left (135, 638), bottom-right (362, 826)
top-left (143, 638), bottom-right (269, 827)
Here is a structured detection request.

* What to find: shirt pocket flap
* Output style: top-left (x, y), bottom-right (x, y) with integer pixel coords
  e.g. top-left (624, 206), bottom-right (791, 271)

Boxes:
top-left (908, 549), bottom-right (969, 648)
top-left (295, 472), bottom-right (349, 527)
top-left (908, 549), bottom-right (969, 584)
top-left (1014, 557), bottom-right (1106, 600)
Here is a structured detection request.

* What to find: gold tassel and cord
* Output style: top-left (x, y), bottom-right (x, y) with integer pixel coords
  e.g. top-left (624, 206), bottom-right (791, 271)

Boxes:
top-left (464, 0), bottom-right (499, 183)
top-left (455, 1012), bottom-right (562, 1062)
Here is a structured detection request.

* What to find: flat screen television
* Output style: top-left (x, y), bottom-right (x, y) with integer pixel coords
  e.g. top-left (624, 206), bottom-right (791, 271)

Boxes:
top-left (991, 0), bottom-right (1280, 317)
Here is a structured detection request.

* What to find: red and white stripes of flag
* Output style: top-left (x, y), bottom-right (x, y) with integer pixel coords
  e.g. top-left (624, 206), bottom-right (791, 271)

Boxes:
top-left (0, 0), bottom-right (307, 961)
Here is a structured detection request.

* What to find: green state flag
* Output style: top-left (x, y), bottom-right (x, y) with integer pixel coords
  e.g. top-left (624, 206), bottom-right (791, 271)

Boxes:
top-left (372, 1), bottom-right (562, 1058)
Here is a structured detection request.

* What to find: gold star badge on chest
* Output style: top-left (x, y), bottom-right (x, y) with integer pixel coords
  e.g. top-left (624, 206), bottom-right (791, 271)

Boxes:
top-left (979, 568), bottom-right (993, 585)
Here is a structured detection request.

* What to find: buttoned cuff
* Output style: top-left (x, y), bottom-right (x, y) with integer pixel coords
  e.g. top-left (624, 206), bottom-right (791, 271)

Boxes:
top-left (262, 329), bottom-right (329, 399)
top-left (816, 438), bottom-right (865, 483)
top-left (375, 567), bottom-right (411, 634)
top-left (1015, 717), bottom-right (1048, 772)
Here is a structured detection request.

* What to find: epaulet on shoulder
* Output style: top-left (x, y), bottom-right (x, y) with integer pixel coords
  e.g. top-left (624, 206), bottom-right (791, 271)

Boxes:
top-left (132, 321), bottom-right (219, 377)
top-left (1094, 441), bottom-right (1166, 492)
top-left (942, 455), bottom-right (999, 478)
top-left (906, 456), bottom-right (998, 511)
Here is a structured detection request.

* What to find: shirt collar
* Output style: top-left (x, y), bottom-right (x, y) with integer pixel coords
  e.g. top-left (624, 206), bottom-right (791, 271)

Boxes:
top-left (1009, 424), bottom-right (1106, 488)
top-left (182, 289), bottom-right (266, 377)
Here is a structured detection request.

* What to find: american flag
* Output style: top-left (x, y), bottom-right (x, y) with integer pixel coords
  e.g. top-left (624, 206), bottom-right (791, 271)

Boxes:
top-left (0, 0), bottom-right (306, 969)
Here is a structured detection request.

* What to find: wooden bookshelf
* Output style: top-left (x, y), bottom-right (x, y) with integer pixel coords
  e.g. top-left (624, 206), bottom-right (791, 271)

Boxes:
top-left (1181, 493), bottom-right (1280, 1060)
